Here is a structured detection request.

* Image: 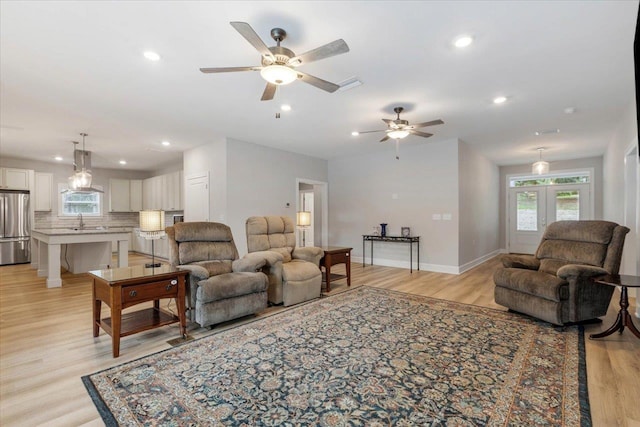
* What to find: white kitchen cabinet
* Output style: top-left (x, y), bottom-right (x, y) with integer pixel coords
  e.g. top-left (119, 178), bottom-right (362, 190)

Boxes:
top-left (0, 168), bottom-right (30, 190)
top-left (109, 179), bottom-right (143, 212)
top-left (130, 179), bottom-right (142, 211)
top-left (162, 171), bottom-right (183, 211)
top-left (142, 176), bottom-right (163, 210)
top-left (34, 172), bottom-right (53, 211)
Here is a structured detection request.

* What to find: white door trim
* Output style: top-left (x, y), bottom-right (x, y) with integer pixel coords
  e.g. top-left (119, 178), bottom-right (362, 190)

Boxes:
top-left (505, 168), bottom-right (595, 253)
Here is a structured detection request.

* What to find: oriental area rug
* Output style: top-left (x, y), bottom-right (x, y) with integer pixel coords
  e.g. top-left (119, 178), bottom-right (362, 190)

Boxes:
top-left (82, 286), bottom-right (590, 426)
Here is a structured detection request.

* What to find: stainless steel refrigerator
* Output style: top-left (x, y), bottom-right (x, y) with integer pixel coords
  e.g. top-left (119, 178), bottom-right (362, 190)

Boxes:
top-left (0, 190), bottom-right (31, 265)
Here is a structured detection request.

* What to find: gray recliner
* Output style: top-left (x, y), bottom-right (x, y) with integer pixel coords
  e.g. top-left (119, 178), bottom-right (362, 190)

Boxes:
top-left (246, 216), bottom-right (323, 306)
top-left (166, 222), bottom-right (268, 328)
top-left (494, 220), bottom-right (629, 325)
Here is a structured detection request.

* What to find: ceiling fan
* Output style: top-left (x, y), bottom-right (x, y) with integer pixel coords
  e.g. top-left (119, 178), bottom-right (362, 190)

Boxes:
top-left (199, 22), bottom-right (349, 101)
top-left (356, 107), bottom-right (444, 159)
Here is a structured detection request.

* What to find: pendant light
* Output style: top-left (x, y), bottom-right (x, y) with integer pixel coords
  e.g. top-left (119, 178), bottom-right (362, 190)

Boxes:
top-left (68, 133), bottom-right (92, 189)
top-left (532, 148), bottom-right (549, 175)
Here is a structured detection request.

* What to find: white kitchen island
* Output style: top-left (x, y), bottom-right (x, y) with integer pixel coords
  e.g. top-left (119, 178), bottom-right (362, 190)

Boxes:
top-left (31, 228), bottom-right (130, 288)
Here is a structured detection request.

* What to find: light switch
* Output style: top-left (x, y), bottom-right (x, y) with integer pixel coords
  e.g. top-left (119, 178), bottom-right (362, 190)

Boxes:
top-left (432, 214), bottom-right (442, 220)
top-left (443, 213), bottom-right (452, 220)
top-left (392, 193), bottom-right (398, 199)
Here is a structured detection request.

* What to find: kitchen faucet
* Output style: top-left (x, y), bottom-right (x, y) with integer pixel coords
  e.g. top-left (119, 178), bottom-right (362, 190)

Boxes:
top-left (78, 213), bottom-right (84, 230)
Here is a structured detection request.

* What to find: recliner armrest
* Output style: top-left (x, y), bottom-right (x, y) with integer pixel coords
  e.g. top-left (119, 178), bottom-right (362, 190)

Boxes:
top-left (247, 250), bottom-right (284, 265)
top-left (500, 254), bottom-right (540, 270)
top-left (292, 246), bottom-right (324, 265)
top-left (557, 264), bottom-right (609, 280)
top-left (233, 252), bottom-right (268, 272)
top-left (177, 264), bottom-right (210, 280)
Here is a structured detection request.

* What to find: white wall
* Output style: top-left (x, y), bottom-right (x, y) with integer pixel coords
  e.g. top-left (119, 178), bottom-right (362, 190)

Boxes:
top-left (183, 138), bottom-right (227, 225)
top-left (226, 138), bottom-right (328, 256)
top-left (458, 141), bottom-right (500, 268)
top-left (603, 101), bottom-right (639, 281)
top-left (329, 138), bottom-right (461, 272)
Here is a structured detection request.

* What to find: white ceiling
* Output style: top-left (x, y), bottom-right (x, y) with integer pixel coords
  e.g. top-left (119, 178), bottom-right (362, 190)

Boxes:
top-left (0, 1), bottom-right (637, 171)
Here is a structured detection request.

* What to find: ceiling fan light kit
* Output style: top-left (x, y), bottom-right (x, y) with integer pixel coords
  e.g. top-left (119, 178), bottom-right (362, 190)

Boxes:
top-left (260, 64), bottom-right (297, 85)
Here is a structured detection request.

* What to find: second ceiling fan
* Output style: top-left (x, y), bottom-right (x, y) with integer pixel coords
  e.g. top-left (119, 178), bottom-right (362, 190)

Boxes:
top-left (200, 22), bottom-right (350, 101)
top-left (356, 107), bottom-right (445, 159)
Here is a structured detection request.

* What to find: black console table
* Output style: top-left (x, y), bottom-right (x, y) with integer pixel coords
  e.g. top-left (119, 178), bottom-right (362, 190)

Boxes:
top-left (362, 235), bottom-right (420, 273)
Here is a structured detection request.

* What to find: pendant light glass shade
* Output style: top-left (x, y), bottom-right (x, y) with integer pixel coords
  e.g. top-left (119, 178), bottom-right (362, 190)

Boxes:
top-left (532, 148), bottom-right (549, 175)
top-left (68, 133), bottom-right (93, 189)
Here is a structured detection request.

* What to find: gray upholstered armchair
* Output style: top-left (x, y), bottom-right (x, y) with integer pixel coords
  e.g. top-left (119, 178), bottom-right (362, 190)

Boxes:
top-left (166, 222), bottom-right (268, 328)
top-left (494, 220), bottom-right (629, 325)
top-left (246, 216), bottom-right (323, 306)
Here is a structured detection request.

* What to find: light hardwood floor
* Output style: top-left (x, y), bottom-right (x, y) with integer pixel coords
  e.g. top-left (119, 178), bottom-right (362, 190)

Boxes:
top-left (1, 254), bottom-right (638, 426)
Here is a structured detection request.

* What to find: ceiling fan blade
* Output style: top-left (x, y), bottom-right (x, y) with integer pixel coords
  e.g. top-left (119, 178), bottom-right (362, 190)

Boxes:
top-left (261, 83), bottom-right (277, 101)
top-left (409, 130), bottom-right (434, 138)
top-left (358, 129), bottom-right (387, 134)
top-left (199, 66), bottom-right (260, 73)
top-left (296, 71), bottom-right (340, 93)
top-left (230, 22), bottom-right (275, 61)
top-left (380, 135), bottom-right (390, 143)
top-left (409, 119), bottom-right (444, 129)
top-left (287, 39), bottom-right (350, 66)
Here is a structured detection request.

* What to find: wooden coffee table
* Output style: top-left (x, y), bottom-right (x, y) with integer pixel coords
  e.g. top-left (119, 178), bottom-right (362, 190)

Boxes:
top-left (90, 264), bottom-right (189, 357)
top-left (589, 274), bottom-right (640, 340)
top-left (320, 246), bottom-right (352, 293)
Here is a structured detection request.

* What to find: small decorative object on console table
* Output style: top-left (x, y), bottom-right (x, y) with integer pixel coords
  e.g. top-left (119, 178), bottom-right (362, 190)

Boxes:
top-left (380, 223), bottom-right (388, 237)
top-left (401, 227), bottom-right (410, 237)
top-left (589, 274), bottom-right (640, 340)
top-left (362, 234), bottom-right (420, 273)
top-left (139, 210), bottom-right (165, 268)
top-left (89, 264), bottom-right (188, 357)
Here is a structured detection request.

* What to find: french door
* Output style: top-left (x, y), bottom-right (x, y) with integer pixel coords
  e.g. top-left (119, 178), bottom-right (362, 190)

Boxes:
top-left (508, 183), bottom-right (591, 254)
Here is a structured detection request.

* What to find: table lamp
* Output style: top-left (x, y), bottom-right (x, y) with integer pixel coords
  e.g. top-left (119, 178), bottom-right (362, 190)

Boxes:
top-left (139, 210), bottom-right (166, 268)
top-left (296, 211), bottom-right (311, 247)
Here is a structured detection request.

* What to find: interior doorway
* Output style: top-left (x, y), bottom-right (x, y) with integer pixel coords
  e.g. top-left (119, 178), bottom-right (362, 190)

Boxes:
top-left (507, 172), bottom-right (593, 254)
top-left (296, 178), bottom-right (328, 248)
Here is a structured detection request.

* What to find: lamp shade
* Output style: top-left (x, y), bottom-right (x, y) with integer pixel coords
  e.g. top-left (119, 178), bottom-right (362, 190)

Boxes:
top-left (139, 210), bottom-right (165, 232)
top-left (387, 129), bottom-right (410, 139)
top-left (297, 211), bottom-right (311, 227)
top-left (260, 64), bottom-right (298, 85)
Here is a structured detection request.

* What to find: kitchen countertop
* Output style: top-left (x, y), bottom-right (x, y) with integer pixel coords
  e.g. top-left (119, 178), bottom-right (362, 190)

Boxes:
top-left (32, 227), bottom-right (132, 236)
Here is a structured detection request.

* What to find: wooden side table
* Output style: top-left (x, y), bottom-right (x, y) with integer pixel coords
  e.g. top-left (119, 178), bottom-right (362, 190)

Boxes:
top-left (320, 246), bottom-right (352, 293)
top-left (90, 264), bottom-right (189, 357)
top-left (589, 274), bottom-right (640, 340)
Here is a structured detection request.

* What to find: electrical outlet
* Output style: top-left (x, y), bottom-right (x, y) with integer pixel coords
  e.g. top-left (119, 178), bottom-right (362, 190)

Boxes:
top-left (443, 213), bottom-right (452, 220)
top-left (432, 214), bottom-right (442, 220)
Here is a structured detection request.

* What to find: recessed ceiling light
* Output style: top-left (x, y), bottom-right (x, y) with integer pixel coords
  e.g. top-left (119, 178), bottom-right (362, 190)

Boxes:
top-left (351, 131), bottom-right (360, 136)
top-left (281, 104), bottom-right (292, 111)
top-left (454, 35), bottom-right (473, 48)
top-left (493, 96), bottom-right (507, 104)
top-left (161, 141), bottom-right (171, 146)
top-left (119, 160), bottom-right (127, 165)
top-left (54, 156), bottom-right (63, 161)
top-left (143, 51), bottom-right (161, 61)
top-left (564, 107), bottom-right (576, 114)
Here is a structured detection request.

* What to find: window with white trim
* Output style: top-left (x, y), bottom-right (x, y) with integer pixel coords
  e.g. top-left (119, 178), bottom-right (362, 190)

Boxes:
top-left (58, 184), bottom-right (103, 216)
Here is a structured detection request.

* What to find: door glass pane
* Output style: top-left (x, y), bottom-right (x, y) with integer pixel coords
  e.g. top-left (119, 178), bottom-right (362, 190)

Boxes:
top-left (516, 192), bottom-right (537, 231)
top-left (555, 190), bottom-right (579, 221)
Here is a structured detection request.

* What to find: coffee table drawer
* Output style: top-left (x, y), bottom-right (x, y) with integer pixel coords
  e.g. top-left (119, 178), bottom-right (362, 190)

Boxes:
top-left (122, 279), bottom-right (179, 304)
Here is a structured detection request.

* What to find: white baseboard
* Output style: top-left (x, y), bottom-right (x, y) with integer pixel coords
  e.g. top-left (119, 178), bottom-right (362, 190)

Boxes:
top-left (352, 250), bottom-right (501, 275)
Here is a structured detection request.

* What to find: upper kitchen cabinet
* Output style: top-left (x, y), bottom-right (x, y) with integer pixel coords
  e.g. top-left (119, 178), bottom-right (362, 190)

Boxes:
top-left (143, 171), bottom-right (182, 211)
top-left (109, 179), bottom-right (143, 212)
top-left (34, 172), bottom-right (53, 211)
top-left (0, 168), bottom-right (30, 190)
top-left (162, 171), bottom-right (183, 211)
